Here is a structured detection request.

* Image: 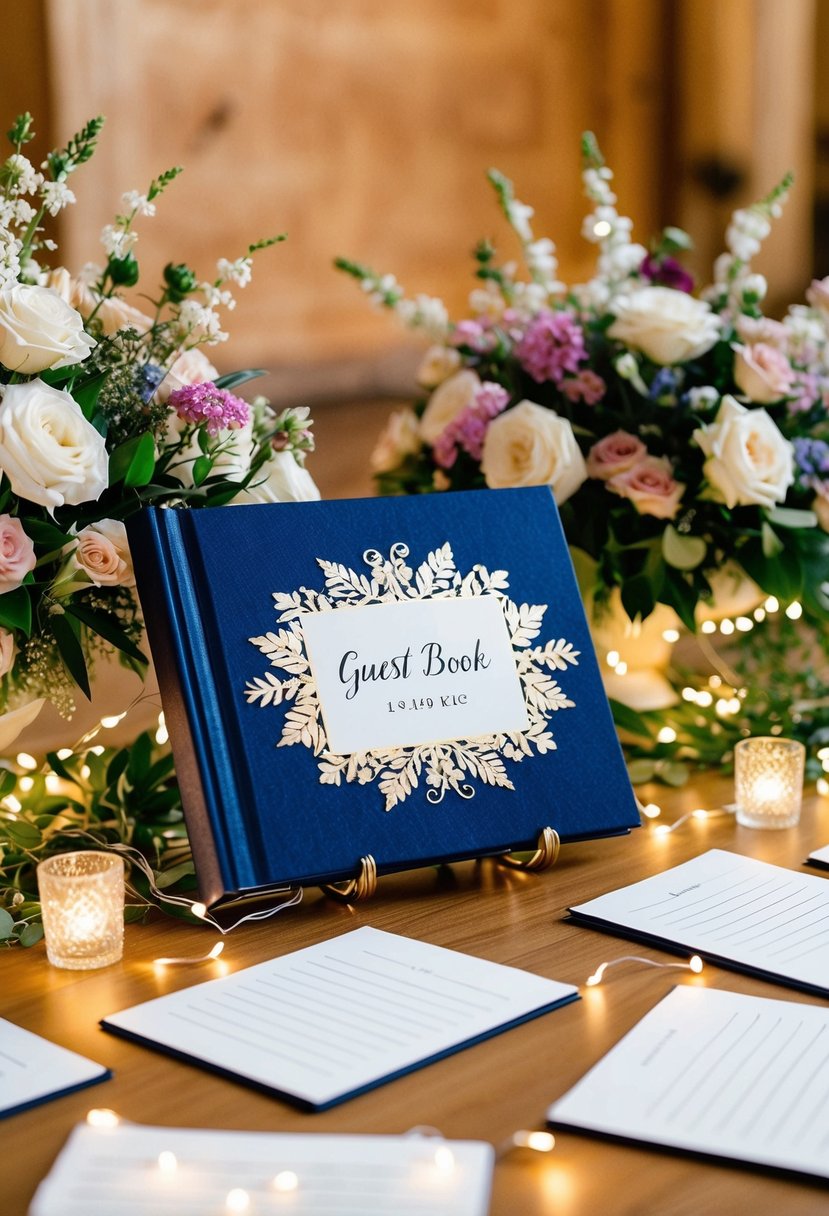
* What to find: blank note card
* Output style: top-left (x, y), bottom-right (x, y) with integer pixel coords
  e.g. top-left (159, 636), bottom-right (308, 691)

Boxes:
top-left (0, 1018), bottom-right (109, 1119)
top-left (29, 1124), bottom-right (494, 1216)
top-left (570, 849), bottom-right (829, 997)
top-left (102, 926), bottom-right (578, 1109)
top-left (548, 986), bottom-right (829, 1180)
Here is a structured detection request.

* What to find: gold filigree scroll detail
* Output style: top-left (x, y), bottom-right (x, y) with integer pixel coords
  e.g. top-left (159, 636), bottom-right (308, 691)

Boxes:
top-left (244, 542), bottom-right (579, 811)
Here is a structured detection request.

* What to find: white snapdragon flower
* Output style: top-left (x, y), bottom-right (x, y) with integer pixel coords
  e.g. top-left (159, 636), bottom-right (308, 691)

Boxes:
top-left (202, 282), bottom-right (236, 311)
top-left (525, 238), bottom-right (563, 293)
top-left (396, 293), bottom-right (450, 341)
top-left (511, 280), bottom-right (549, 316)
top-left (217, 256), bottom-right (253, 287)
top-left (5, 154), bottom-right (42, 194)
top-left (507, 200), bottom-right (535, 242)
top-left (468, 283), bottom-right (506, 319)
top-left (176, 298), bottom-right (227, 344)
top-left (100, 224), bottom-right (138, 259)
top-left (13, 198), bottom-right (35, 226)
top-left (40, 181), bottom-right (76, 217)
top-left (121, 189), bottom-right (156, 217)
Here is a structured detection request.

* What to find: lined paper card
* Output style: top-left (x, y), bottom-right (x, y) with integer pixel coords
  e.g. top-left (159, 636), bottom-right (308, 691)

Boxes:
top-left (569, 849), bottom-right (829, 997)
top-left (0, 1018), bottom-right (109, 1119)
top-left (806, 844), bottom-right (829, 870)
top-left (29, 1124), bottom-right (494, 1216)
top-left (102, 926), bottom-right (578, 1109)
top-left (548, 986), bottom-right (829, 1180)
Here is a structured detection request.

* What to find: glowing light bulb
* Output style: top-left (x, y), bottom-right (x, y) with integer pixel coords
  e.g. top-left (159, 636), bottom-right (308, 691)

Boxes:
top-left (735, 616), bottom-right (753, 632)
top-left (817, 778), bottom-right (829, 797)
top-left (640, 803), bottom-right (661, 819)
top-left (226, 1189), bottom-right (250, 1213)
top-left (689, 955), bottom-right (704, 974)
top-left (593, 220), bottom-right (612, 237)
top-left (614, 661), bottom-right (628, 675)
top-left (87, 1108), bottom-right (120, 1128)
top-left (765, 596), bottom-right (779, 613)
top-left (657, 727), bottom-right (677, 744)
top-left (753, 606), bottom-right (766, 622)
top-left (191, 902), bottom-right (207, 920)
top-left (273, 1170), bottom-right (299, 1193)
top-left (57, 747), bottom-right (73, 760)
top-left (158, 1151), bottom-right (177, 1176)
top-left (785, 601), bottom-right (802, 621)
top-left (606, 649), bottom-right (620, 668)
top-left (513, 1130), bottom-right (556, 1152)
top-left (434, 1145), bottom-right (455, 1173)
top-left (16, 752), bottom-right (37, 771)
top-left (654, 824), bottom-right (672, 837)
top-left (100, 713), bottom-right (126, 729)
top-left (719, 619), bottom-right (735, 636)
top-left (701, 620), bottom-right (717, 634)
top-left (662, 628), bottom-right (680, 643)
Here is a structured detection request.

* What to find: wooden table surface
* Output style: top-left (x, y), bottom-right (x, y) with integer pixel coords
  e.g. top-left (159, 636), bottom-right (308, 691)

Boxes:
top-left (5, 773), bottom-right (829, 1215)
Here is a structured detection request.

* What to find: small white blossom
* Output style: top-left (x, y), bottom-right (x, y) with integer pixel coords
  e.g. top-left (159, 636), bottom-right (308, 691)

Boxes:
top-left (615, 352), bottom-right (649, 397)
top-left (511, 280), bottom-right (550, 316)
top-left (100, 224), bottom-right (138, 259)
top-left (468, 283), bottom-right (507, 319)
top-left (217, 256), bottom-right (252, 287)
top-left (41, 180), bottom-right (76, 217)
top-left (120, 190), bottom-right (156, 218)
top-left (507, 200), bottom-right (535, 242)
top-left (5, 154), bottom-right (42, 195)
top-left (685, 386), bottom-right (720, 411)
top-left (176, 298), bottom-right (228, 344)
top-left (395, 293), bottom-right (449, 340)
top-left (202, 282), bottom-right (236, 311)
top-left (740, 273), bottom-right (767, 303)
top-left (13, 198), bottom-right (36, 226)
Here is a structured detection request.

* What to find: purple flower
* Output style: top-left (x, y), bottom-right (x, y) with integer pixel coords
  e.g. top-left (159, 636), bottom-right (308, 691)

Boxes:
top-left (515, 311), bottom-right (587, 385)
top-left (433, 380), bottom-right (510, 467)
top-left (794, 437), bottom-right (829, 483)
top-left (640, 254), bottom-right (694, 294)
top-left (168, 382), bottom-right (251, 437)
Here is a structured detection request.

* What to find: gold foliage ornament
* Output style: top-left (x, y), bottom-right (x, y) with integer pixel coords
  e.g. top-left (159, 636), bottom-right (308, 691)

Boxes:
top-left (245, 541), bottom-right (579, 810)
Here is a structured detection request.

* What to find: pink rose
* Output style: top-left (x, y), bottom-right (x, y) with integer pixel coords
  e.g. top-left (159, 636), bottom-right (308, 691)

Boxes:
top-left (734, 315), bottom-right (789, 350)
top-left (0, 628), bottom-right (14, 678)
top-left (0, 515), bottom-right (36, 594)
top-left (607, 456), bottom-right (685, 519)
top-left (733, 343), bottom-right (794, 404)
top-left (73, 519), bottom-right (134, 587)
top-left (586, 431), bottom-right (647, 480)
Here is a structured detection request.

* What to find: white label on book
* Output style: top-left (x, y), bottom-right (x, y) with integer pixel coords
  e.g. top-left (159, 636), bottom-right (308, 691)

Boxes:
top-left (301, 595), bottom-right (528, 754)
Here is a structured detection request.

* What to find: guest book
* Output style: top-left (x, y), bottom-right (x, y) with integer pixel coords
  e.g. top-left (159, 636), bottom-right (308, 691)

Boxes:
top-left (101, 926), bottom-right (579, 1110)
top-left (30, 1123), bottom-right (495, 1216)
top-left (128, 487), bottom-right (639, 906)
top-left (548, 986), bottom-right (829, 1182)
top-left (0, 1018), bottom-right (110, 1119)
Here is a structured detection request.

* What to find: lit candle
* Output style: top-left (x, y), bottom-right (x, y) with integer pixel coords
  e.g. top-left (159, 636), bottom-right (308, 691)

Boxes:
top-left (734, 737), bottom-right (805, 829)
top-left (37, 851), bottom-right (125, 970)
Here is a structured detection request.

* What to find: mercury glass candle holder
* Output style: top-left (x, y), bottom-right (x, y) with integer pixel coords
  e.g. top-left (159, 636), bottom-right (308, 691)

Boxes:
top-left (37, 851), bottom-right (125, 969)
top-left (734, 737), bottom-right (805, 829)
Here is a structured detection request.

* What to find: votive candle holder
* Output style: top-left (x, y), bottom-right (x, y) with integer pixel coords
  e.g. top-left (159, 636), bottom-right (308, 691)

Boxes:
top-left (37, 851), bottom-right (125, 969)
top-left (734, 737), bottom-right (805, 830)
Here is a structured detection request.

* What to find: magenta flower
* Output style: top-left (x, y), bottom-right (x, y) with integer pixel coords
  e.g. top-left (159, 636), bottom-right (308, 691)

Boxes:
top-left (433, 381), bottom-right (510, 468)
top-left (168, 382), bottom-right (251, 437)
top-left (515, 311), bottom-right (587, 385)
top-left (640, 253), bottom-right (694, 294)
top-left (562, 369), bottom-right (606, 406)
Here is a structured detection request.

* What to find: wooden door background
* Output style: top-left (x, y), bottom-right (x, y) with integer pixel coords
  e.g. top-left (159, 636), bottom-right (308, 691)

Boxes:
top-left (2, 0), bottom-right (820, 403)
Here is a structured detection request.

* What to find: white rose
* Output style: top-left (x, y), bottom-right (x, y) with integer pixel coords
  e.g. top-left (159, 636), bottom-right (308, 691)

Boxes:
top-left (416, 345), bottom-right (462, 388)
top-left (420, 370), bottom-right (480, 445)
top-left (239, 451), bottom-right (320, 504)
top-left (69, 277), bottom-right (153, 338)
top-left (73, 519), bottom-right (135, 587)
top-left (371, 408), bottom-right (421, 473)
top-left (0, 379), bottom-right (109, 511)
top-left (607, 285), bottom-right (721, 365)
top-left (0, 628), bottom-right (15, 678)
top-left (0, 284), bottom-right (95, 374)
top-left (481, 399), bottom-right (587, 504)
top-left (693, 395), bottom-right (794, 509)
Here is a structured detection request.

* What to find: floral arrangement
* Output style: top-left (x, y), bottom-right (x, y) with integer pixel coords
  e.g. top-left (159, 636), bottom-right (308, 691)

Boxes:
top-left (336, 134), bottom-right (829, 644)
top-left (0, 112), bottom-right (318, 752)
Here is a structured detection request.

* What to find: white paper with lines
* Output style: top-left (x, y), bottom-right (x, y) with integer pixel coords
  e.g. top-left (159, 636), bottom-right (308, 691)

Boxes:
top-left (807, 843), bottom-right (829, 868)
top-left (102, 926), bottom-right (577, 1109)
top-left (570, 849), bottom-right (829, 995)
top-left (29, 1123), bottom-right (494, 1216)
top-left (548, 986), bottom-right (829, 1179)
top-left (0, 1017), bottom-right (109, 1118)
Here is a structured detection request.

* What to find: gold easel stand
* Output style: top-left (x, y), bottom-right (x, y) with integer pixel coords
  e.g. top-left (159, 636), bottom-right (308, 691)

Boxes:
top-left (320, 854), bottom-right (378, 902)
top-left (497, 826), bottom-right (560, 872)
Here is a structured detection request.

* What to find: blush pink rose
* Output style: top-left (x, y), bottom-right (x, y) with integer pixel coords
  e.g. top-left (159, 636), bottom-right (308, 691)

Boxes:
top-left (607, 456), bottom-right (685, 519)
top-left (73, 519), bottom-right (134, 587)
top-left (586, 430), bottom-right (647, 480)
top-left (0, 515), bottom-right (36, 594)
top-left (733, 342), bottom-right (794, 404)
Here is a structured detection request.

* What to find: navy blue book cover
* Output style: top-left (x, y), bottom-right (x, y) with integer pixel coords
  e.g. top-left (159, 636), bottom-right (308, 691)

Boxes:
top-left (128, 487), bottom-right (638, 905)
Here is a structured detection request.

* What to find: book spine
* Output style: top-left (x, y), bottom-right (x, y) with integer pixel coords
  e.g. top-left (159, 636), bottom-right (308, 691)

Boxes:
top-left (128, 509), bottom-right (252, 906)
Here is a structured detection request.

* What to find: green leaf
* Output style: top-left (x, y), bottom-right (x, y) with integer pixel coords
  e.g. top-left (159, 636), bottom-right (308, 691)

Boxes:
top-left (205, 484), bottom-right (243, 506)
top-left (63, 601), bottom-right (148, 666)
top-left (0, 907), bottom-right (14, 940)
top-left (213, 369), bottom-right (265, 391)
top-left (109, 431), bottom-right (156, 488)
top-left (50, 612), bottom-right (91, 699)
top-left (155, 860), bottom-right (196, 889)
top-left (3, 818), bottom-right (42, 848)
top-left (621, 576), bottom-right (655, 623)
top-left (72, 372), bottom-right (108, 420)
top-left (18, 922), bottom-right (44, 947)
top-left (192, 455), bottom-right (212, 486)
top-left (627, 758), bottom-right (656, 784)
top-left (660, 760), bottom-right (690, 787)
top-left (766, 507), bottom-right (818, 530)
top-left (662, 525), bottom-right (706, 571)
top-left (0, 769), bottom-right (17, 798)
top-left (761, 522), bottom-right (784, 558)
top-left (0, 587), bottom-right (32, 635)
top-left (23, 518), bottom-right (72, 550)
top-left (610, 699), bottom-right (654, 740)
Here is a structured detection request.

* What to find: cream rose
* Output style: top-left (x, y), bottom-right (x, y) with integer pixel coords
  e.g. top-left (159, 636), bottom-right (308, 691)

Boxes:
top-left (73, 519), bottom-right (135, 587)
top-left (416, 345), bottom-right (462, 388)
top-left (607, 456), bottom-right (685, 519)
top-left (733, 342), bottom-right (794, 404)
top-left (814, 492), bottom-right (829, 532)
top-left (154, 348), bottom-right (220, 405)
top-left (481, 399), bottom-right (587, 503)
top-left (0, 628), bottom-right (14, 678)
top-left (239, 451), bottom-right (320, 504)
top-left (608, 286), bottom-right (721, 365)
top-left (0, 514), bottom-right (36, 593)
top-left (0, 379), bottom-right (109, 511)
top-left (69, 277), bottom-right (153, 339)
top-left (0, 284), bottom-right (95, 374)
top-left (371, 408), bottom-right (421, 473)
top-left (586, 431), bottom-right (647, 480)
top-left (420, 370), bottom-right (480, 445)
top-left (694, 395), bottom-right (794, 509)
